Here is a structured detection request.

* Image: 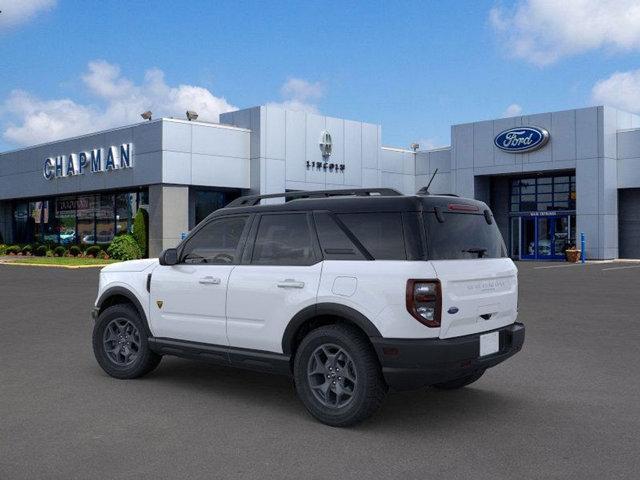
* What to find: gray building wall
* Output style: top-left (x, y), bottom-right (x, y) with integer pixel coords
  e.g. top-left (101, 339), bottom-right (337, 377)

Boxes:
top-left (0, 118), bottom-right (251, 256)
top-left (415, 148), bottom-right (452, 195)
top-left (220, 106), bottom-right (416, 196)
top-left (440, 106), bottom-right (640, 259)
top-left (2, 104), bottom-right (640, 259)
top-left (616, 127), bottom-right (640, 188)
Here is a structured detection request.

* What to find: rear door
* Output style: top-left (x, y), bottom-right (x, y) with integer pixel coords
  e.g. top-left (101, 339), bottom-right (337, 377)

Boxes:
top-left (226, 212), bottom-right (322, 353)
top-left (149, 215), bottom-right (250, 345)
top-left (424, 209), bottom-right (518, 339)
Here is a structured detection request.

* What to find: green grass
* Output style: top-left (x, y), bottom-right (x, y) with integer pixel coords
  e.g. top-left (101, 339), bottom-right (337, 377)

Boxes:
top-left (7, 256), bottom-right (120, 266)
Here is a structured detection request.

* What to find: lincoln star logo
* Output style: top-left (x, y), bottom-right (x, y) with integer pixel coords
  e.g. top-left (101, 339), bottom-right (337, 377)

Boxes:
top-left (156, 300), bottom-right (164, 309)
top-left (319, 130), bottom-right (332, 158)
top-left (494, 126), bottom-right (549, 153)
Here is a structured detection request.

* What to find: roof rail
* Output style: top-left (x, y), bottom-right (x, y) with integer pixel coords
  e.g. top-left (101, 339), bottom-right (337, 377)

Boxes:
top-left (227, 188), bottom-right (403, 208)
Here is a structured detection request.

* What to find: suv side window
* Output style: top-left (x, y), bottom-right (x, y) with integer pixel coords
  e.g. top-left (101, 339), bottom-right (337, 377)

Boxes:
top-left (313, 212), bottom-right (366, 260)
top-left (337, 212), bottom-right (406, 260)
top-left (251, 213), bottom-right (317, 266)
top-left (181, 216), bottom-right (248, 264)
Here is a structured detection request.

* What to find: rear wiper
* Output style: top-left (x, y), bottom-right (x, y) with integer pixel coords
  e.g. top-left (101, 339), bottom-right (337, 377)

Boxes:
top-left (462, 247), bottom-right (487, 258)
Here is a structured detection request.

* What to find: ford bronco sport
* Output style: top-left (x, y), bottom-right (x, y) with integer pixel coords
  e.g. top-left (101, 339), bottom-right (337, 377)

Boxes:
top-left (92, 188), bottom-right (525, 427)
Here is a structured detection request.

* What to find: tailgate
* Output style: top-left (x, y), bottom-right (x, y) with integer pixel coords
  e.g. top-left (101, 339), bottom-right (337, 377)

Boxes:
top-left (430, 258), bottom-right (518, 339)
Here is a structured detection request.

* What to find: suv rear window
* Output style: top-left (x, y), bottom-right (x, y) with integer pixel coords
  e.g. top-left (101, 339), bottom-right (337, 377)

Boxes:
top-left (424, 212), bottom-right (507, 260)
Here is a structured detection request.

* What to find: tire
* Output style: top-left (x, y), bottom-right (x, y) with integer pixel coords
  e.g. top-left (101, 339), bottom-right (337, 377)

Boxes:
top-left (432, 370), bottom-right (485, 390)
top-left (293, 324), bottom-right (387, 427)
top-left (92, 303), bottom-right (161, 379)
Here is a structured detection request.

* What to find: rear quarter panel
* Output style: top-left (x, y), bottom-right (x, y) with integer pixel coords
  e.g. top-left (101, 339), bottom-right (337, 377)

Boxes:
top-left (318, 260), bottom-right (442, 339)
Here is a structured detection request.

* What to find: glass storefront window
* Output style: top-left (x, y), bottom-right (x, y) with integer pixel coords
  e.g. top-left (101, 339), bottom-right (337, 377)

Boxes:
top-left (116, 193), bottom-right (137, 236)
top-left (57, 196), bottom-right (77, 244)
top-left (11, 189), bottom-right (147, 246)
top-left (96, 194), bottom-right (115, 244)
top-left (13, 202), bottom-right (29, 243)
top-left (511, 174), bottom-right (576, 213)
top-left (29, 201), bottom-right (46, 242)
top-left (77, 195), bottom-right (96, 244)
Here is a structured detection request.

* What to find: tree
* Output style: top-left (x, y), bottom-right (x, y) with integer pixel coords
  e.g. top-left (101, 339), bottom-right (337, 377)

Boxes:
top-left (132, 208), bottom-right (149, 258)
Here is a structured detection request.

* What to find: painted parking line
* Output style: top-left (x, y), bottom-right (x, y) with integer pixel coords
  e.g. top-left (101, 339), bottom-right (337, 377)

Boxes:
top-left (533, 263), bottom-right (584, 269)
top-left (601, 265), bottom-right (640, 272)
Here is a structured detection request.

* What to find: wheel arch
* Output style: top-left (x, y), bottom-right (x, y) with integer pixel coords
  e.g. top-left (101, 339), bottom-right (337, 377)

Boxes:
top-left (282, 303), bottom-right (382, 356)
top-left (96, 287), bottom-right (151, 336)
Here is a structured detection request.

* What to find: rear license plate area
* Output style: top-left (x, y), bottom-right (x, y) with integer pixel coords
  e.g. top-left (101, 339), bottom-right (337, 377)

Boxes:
top-left (479, 331), bottom-right (499, 357)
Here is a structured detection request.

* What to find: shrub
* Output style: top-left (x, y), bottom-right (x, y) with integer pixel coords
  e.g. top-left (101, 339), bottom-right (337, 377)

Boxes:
top-left (35, 245), bottom-right (48, 257)
top-left (6, 245), bottom-right (20, 255)
top-left (54, 246), bottom-right (66, 257)
top-left (85, 245), bottom-right (102, 258)
top-left (97, 250), bottom-right (109, 260)
top-left (46, 249), bottom-right (54, 257)
top-left (69, 245), bottom-right (82, 257)
top-left (132, 208), bottom-right (149, 258)
top-left (0, 244), bottom-right (6, 255)
top-left (107, 234), bottom-right (141, 261)
top-left (22, 245), bottom-right (32, 256)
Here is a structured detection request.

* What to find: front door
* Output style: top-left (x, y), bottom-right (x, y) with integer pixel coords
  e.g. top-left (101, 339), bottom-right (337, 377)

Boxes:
top-left (149, 214), bottom-right (251, 345)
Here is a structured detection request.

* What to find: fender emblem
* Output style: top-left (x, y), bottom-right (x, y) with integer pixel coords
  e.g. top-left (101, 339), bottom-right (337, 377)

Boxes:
top-left (156, 300), bottom-right (164, 309)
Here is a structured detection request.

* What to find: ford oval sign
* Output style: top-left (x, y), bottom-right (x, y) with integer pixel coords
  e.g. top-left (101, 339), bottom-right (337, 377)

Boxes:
top-left (494, 126), bottom-right (549, 153)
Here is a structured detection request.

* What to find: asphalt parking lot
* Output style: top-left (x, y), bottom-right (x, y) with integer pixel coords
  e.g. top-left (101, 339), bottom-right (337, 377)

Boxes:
top-left (1, 262), bottom-right (639, 480)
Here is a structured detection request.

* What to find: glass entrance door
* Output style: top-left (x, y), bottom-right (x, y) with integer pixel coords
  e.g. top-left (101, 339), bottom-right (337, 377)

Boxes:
top-left (519, 215), bottom-right (572, 260)
top-left (521, 217), bottom-right (536, 260)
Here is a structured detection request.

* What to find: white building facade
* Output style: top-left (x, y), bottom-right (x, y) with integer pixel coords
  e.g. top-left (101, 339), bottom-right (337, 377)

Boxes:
top-left (1, 104), bottom-right (639, 259)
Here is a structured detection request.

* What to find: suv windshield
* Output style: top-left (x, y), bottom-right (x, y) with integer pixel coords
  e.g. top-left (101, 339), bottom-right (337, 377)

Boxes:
top-left (424, 212), bottom-right (507, 260)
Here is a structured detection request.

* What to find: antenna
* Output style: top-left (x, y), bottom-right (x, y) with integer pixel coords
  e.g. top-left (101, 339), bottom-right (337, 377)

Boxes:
top-left (417, 168), bottom-right (439, 195)
top-left (425, 168), bottom-right (439, 191)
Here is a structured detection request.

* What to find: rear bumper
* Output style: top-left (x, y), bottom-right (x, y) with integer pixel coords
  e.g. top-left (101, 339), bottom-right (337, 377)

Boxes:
top-left (371, 322), bottom-right (525, 391)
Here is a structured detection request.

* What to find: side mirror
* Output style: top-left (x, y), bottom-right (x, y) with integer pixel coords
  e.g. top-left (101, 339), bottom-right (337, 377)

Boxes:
top-left (159, 248), bottom-right (178, 266)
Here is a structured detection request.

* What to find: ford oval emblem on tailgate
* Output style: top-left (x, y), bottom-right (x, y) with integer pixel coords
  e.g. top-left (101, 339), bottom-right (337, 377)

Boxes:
top-left (448, 307), bottom-right (459, 314)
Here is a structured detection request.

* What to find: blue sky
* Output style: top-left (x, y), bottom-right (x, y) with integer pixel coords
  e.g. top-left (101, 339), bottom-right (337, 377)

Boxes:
top-left (1, 0), bottom-right (640, 152)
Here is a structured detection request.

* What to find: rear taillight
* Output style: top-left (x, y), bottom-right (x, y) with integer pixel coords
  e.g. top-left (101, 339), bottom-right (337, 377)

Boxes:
top-left (406, 279), bottom-right (441, 327)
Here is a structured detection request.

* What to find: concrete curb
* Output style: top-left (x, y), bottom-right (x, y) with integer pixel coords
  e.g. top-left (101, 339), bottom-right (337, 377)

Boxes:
top-left (0, 261), bottom-right (110, 269)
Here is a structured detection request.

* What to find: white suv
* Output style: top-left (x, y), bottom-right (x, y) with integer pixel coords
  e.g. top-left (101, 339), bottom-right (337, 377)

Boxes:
top-left (92, 188), bottom-right (524, 426)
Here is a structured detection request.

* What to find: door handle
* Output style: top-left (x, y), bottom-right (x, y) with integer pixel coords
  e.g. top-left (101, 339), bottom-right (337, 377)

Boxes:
top-left (277, 279), bottom-right (305, 289)
top-left (199, 276), bottom-right (221, 285)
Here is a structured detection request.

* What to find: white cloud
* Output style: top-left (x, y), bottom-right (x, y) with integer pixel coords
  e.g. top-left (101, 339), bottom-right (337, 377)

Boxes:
top-left (267, 77), bottom-right (323, 113)
top-left (0, 0), bottom-right (56, 30)
top-left (502, 103), bottom-right (523, 117)
top-left (592, 69), bottom-right (640, 112)
top-left (490, 0), bottom-right (640, 66)
top-left (1, 60), bottom-right (236, 146)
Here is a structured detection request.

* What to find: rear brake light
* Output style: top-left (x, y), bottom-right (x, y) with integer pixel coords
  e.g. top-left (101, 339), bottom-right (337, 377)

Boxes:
top-left (406, 279), bottom-right (441, 327)
top-left (448, 203), bottom-right (479, 212)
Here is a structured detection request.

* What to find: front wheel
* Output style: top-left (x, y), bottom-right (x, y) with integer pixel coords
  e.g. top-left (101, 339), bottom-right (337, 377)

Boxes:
top-left (294, 324), bottom-right (387, 427)
top-left (92, 304), bottom-right (161, 379)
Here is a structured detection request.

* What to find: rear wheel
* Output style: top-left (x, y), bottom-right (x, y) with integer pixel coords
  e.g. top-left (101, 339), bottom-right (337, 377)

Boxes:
top-left (294, 324), bottom-right (387, 427)
top-left (432, 370), bottom-right (485, 390)
top-left (92, 304), bottom-right (161, 379)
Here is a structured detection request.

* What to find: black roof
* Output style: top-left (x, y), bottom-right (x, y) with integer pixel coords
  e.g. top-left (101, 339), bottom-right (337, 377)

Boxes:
top-left (211, 188), bottom-right (489, 218)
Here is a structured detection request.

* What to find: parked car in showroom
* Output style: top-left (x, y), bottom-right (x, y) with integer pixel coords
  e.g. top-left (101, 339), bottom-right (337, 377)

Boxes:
top-left (91, 188), bottom-right (524, 427)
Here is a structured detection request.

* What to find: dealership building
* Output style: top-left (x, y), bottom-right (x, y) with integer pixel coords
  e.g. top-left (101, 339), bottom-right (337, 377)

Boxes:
top-left (1, 104), bottom-right (639, 260)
